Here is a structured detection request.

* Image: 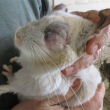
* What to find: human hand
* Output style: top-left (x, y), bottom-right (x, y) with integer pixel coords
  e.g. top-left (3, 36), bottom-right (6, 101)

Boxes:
top-left (73, 10), bottom-right (110, 54)
top-left (62, 10), bottom-right (110, 76)
top-left (12, 82), bottom-right (105, 110)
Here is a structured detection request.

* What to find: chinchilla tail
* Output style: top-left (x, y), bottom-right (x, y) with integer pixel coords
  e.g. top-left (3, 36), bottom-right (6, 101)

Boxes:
top-left (0, 85), bottom-right (15, 95)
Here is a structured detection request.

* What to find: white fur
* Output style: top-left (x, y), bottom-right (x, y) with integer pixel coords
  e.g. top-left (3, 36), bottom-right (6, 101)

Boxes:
top-left (0, 11), bottom-right (101, 108)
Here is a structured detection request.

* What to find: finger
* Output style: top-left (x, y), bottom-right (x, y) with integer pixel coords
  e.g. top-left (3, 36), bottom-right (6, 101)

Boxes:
top-left (65, 106), bottom-right (82, 110)
top-left (53, 4), bottom-right (68, 12)
top-left (46, 79), bottom-right (82, 105)
top-left (92, 16), bottom-right (101, 23)
top-left (2, 71), bottom-right (9, 76)
top-left (71, 10), bottom-right (100, 23)
top-left (86, 25), bottom-right (110, 55)
top-left (3, 64), bottom-right (10, 72)
top-left (91, 82), bottom-right (105, 110)
top-left (84, 10), bottom-right (99, 20)
top-left (71, 11), bottom-right (89, 18)
top-left (62, 53), bottom-right (99, 77)
top-left (12, 99), bottom-right (65, 110)
top-left (66, 83), bottom-right (105, 110)
top-left (97, 9), bottom-right (110, 32)
top-left (10, 57), bottom-right (19, 63)
top-left (36, 106), bottom-right (65, 110)
top-left (8, 65), bottom-right (12, 73)
top-left (2, 65), bottom-right (13, 77)
top-left (96, 82), bottom-right (105, 98)
top-left (97, 16), bottom-right (110, 32)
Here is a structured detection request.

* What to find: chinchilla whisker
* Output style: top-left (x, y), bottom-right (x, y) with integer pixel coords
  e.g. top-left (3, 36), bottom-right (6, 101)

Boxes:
top-left (34, 43), bottom-right (70, 110)
top-left (37, 45), bottom-right (85, 110)
top-left (61, 73), bottom-right (85, 110)
top-left (34, 44), bottom-right (71, 109)
top-left (40, 55), bottom-right (70, 109)
top-left (62, 58), bottom-right (85, 110)
top-left (29, 41), bottom-right (84, 110)
top-left (47, 95), bottom-right (51, 105)
top-left (33, 46), bottom-right (61, 106)
top-left (28, 44), bottom-right (56, 102)
top-left (28, 46), bottom-right (51, 103)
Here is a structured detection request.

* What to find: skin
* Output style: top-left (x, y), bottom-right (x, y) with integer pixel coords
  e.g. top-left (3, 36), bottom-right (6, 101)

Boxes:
top-left (12, 4), bottom-right (106, 110)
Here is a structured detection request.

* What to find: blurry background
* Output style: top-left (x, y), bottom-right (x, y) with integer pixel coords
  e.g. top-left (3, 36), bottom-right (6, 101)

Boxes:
top-left (49, 0), bottom-right (110, 11)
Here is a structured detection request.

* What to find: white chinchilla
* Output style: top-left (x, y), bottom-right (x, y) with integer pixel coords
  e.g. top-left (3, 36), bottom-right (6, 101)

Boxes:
top-left (1, 10), bottom-right (101, 108)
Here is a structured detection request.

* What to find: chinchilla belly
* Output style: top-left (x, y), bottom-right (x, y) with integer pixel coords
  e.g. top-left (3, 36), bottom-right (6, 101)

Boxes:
top-left (12, 70), bottom-right (75, 101)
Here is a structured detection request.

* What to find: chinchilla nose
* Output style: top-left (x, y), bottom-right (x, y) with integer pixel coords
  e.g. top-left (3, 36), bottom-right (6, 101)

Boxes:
top-left (15, 32), bottom-right (23, 42)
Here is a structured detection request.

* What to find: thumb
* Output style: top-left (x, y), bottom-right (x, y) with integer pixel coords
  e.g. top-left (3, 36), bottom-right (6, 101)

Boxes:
top-left (96, 82), bottom-right (105, 98)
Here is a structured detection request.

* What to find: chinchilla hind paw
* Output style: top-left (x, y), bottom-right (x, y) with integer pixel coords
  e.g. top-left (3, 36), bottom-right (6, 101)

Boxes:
top-left (2, 64), bottom-right (13, 83)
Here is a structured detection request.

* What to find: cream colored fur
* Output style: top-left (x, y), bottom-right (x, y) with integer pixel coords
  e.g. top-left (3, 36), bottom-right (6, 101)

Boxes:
top-left (0, 11), bottom-right (101, 108)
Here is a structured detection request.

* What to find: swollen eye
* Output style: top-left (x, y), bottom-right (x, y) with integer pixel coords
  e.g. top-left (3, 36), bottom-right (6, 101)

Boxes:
top-left (45, 29), bottom-right (67, 41)
top-left (44, 32), bottom-right (59, 41)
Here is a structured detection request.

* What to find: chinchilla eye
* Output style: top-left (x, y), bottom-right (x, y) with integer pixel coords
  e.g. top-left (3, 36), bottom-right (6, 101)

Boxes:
top-left (44, 31), bottom-right (58, 41)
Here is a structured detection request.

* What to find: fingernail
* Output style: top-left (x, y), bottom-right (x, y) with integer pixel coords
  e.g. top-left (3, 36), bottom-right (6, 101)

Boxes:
top-left (98, 82), bottom-right (104, 89)
top-left (66, 67), bottom-right (74, 74)
top-left (92, 45), bottom-right (98, 54)
top-left (73, 79), bottom-right (81, 87)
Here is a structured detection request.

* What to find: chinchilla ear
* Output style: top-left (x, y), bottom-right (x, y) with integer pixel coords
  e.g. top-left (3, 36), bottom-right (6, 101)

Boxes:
top-left (53, 4), bottom-right (68, 12)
